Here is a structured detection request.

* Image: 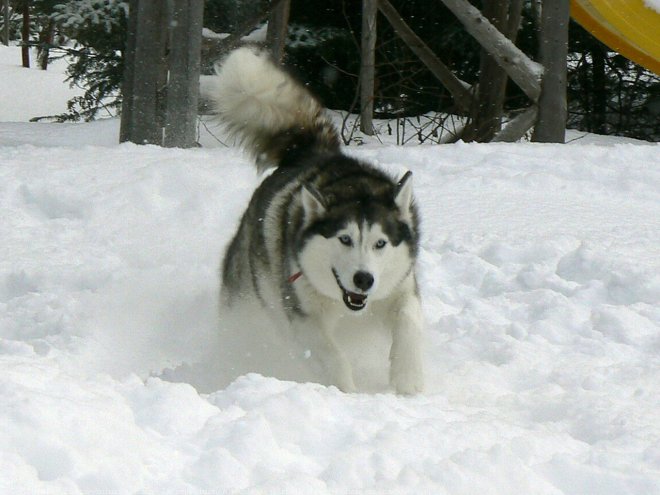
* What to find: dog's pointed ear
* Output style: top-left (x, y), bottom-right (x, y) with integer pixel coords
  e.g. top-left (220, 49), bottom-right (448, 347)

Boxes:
top-left (394, 171), bottom-right (413, 220)
top-left (301, 184), bottom-right (326, 222)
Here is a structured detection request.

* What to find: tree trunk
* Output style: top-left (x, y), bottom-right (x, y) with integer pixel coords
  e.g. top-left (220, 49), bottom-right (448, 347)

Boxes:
top-left (119, 0), bottom-right (138, 143)
top-left (37, 19), bottom-right (55, 70)
top-left (506, 0), bottom-right (524, 39)
top-left (266, 0), bottom-right (290, 62)
top-left (530, 0), bottom-right (542, 29)
top-left (119, 0), bottom-right (169, 145)
top-left (532, 0), bottom-right (569, 142)
top-left (163, 0), bottom-right (204, 148)
top-left (21, 0), bottom-right (29, 68)
top-left (3, 0), bottom-right (9, 46)
top-left (590, 43), bottom-right (607, 134)
top-left (464, 0), bottom-right (511, 142)
top-left (359, 0), bottom-right (377, 135)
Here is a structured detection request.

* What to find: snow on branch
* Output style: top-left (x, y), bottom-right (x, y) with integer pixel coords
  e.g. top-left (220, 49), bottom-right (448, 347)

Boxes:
top-left (438, 0), bottom-right (544, 102)
top-left (53, 0), bottom-right (128, 34)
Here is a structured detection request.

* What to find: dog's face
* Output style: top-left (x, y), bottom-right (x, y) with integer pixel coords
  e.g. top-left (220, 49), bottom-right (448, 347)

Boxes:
top-left (297, 173), bottom-right (417, 313)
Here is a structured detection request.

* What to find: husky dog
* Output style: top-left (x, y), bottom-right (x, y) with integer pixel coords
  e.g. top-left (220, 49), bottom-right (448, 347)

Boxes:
top-left (211, 47), bottom-right (423, 394)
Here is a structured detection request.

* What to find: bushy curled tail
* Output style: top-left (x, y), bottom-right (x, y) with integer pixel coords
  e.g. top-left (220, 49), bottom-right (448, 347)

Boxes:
top-left (210, 46), bottom-right (340, 172)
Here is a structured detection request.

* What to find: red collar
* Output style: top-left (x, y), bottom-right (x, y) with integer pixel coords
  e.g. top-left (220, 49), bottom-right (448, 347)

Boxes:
top-left (287, 271), bottom-right (303, 283)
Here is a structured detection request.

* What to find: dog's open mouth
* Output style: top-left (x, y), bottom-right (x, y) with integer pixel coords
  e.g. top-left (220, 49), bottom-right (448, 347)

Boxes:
top-left (342, 290), bottom-right (367, 311)
top-left (333, 269), bottom-right (367, 311)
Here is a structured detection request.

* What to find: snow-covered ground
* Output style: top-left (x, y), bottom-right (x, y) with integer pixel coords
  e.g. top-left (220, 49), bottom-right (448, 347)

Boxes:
top-left (0, 46), bottom-right (86, 122)
top-left (1, 45), bottom-right (660, 494)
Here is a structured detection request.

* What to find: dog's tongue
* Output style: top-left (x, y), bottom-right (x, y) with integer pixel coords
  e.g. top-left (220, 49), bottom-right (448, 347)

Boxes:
top-left (344, 291), bottom-right (367, 310)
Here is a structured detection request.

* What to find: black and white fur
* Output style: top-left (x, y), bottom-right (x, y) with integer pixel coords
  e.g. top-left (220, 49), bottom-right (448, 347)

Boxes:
top-left (212, 47), bottom-right (423, 394)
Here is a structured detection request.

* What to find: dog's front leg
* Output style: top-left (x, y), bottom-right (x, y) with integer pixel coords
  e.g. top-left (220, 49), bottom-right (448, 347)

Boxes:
top-left (388, 293), bottom-right (424, 395)
top-left (319, 325), bottom-right (356, 393)
top-left (292, 316), bottom-right (356, 393)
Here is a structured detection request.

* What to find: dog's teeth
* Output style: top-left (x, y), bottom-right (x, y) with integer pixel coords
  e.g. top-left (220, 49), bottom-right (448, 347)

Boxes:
top-left (348, 295), bottom-right (364, 308)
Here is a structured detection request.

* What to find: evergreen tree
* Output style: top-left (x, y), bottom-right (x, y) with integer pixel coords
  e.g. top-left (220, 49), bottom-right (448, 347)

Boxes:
top-left (44, 0), bottom-right (128, 121)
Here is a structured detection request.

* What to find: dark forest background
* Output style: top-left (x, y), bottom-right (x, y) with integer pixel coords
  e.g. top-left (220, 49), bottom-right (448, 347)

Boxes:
top-left (2, 0), bottom-right (658, 141)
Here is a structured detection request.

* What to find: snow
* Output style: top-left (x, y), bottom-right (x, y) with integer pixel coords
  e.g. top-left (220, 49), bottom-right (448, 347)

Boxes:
top-left (644, 0), bottom-right (660, 14)
top-left (0, 46), bottom-right (85, 122)
top-left (1, 45), bottom-right (660, 494)
top-left (202, 24), bottom-right (267, 44)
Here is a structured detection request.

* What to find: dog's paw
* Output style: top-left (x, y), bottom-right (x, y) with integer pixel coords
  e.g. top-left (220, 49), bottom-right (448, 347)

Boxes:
top-left (390, 362), bottom-right (424, 395)
top-left (334, 373), bottom-right (357, 393)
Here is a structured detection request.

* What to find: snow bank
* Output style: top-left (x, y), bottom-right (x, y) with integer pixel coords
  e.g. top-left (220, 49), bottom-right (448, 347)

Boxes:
top-left (1, 125), bottom-right (659, 493)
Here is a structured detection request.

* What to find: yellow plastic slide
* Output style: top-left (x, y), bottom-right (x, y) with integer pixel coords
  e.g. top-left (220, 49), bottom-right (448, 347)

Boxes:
top-left (571, 0), bottom-right (660, 74)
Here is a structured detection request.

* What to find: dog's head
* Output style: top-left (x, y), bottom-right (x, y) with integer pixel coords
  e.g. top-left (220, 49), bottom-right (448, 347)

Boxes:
top-left (297, 172), bottom-right (418, 313)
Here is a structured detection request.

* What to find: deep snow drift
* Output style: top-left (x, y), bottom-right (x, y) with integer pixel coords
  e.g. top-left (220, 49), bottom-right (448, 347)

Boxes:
top-left (1, 45), bottom-right (659, 494)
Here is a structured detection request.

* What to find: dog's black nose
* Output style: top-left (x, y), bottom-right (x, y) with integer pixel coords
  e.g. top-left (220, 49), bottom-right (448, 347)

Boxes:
top-left (353, 271), bottom-right (374, 291)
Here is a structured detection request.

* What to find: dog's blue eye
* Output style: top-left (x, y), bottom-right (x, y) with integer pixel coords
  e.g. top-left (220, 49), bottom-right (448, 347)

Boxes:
top-left (374, 239), bottom-right (387, 249)
top-left (338, 234), bottom-right (353, 246)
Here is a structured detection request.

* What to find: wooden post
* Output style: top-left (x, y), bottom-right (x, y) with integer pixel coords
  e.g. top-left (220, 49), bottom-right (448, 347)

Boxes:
top-left (163, 0), bottom-right (204, 148)
top-left (266, 0), bottom-right (290, 62)
top-left (532, 0), bottom-right (569, 142)
top-left (360, 0), bottom-right (377, 135)
top-left (120, 0), bottom-right (168, 145)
